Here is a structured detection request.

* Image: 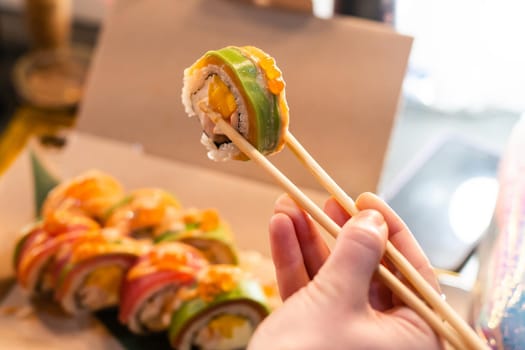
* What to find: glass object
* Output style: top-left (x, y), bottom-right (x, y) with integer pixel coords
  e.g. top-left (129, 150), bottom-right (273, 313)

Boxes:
top-left (471, 116), bottom-right (525, 348)
top-left (12, 46), bottom-right (91, 112)
top-left (24, 0), bottom-right (72, 49)
top-left (9, 45), bottom-right (90, 213)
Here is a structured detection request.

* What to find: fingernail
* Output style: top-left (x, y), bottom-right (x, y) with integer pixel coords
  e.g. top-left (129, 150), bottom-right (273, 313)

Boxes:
top-left (356, 210), bottom-right (385, 228)
top-left (348, 212), bottom-right (387, 243)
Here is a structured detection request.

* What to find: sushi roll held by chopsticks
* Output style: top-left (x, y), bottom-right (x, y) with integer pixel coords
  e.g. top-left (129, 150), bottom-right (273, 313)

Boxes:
top-left (182, 46), bottom-right (289, 161)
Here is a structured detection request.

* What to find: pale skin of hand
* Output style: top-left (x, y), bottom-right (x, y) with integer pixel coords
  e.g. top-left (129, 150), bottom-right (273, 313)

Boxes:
top-left (249, 192), bottom-right (443, 350)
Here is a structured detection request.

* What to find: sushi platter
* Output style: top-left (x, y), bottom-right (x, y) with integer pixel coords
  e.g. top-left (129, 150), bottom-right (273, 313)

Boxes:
top-left (0, 131), bottom-right (330, 349)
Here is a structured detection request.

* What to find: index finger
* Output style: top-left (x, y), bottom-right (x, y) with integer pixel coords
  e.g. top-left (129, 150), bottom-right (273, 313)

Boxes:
top-left (355, 192), bottom-right (440, 292)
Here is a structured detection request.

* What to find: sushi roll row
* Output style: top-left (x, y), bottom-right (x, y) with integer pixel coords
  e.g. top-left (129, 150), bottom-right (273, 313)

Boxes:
top-left (120, 253), bottom-right (270, 350)
top-left (12, 171), bottom-right (271, 349)
top-left (14, 211), bottom-right (103, 296)
top-left (103, 188), bottom-right (238, 265)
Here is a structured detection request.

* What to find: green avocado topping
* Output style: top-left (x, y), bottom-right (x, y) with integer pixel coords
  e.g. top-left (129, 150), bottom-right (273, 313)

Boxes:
top-left (203, 47), bottom-right (282, 155)
top-left (168, 279), bottom-right (269, 347)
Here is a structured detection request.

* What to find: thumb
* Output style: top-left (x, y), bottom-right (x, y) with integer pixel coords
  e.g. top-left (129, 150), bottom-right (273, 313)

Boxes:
top-left (316, 209), bottom-right (388, 310)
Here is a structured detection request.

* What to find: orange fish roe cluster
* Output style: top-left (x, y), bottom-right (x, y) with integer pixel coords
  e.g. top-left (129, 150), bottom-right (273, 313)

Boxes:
top-left (197, 266), bottom-right (241, 302)
top-left (42, 170), bottom-right (125, 219)
top-left (43, 210), bottom-right (100, 235)
top-left (183, 209), bottom-right (220, 232)
top-left (105, 188), bottom-right (182, 233)
top-left (126, 245), bottom-right (205, 280)
top-left (71, 238), bottom-right (149, 263)
top-left (262, 284), bottom-right (278, 299)
top-left (241, 46), bottom-right (285, 95)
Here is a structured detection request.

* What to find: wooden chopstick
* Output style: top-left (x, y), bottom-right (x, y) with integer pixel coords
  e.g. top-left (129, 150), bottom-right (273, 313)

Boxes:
top-left (210, 117), bottom-right (471, 349)
top-left (284, 132), bottom-right (488, 350)
top-left (377, 264), bottom-right (464, 349)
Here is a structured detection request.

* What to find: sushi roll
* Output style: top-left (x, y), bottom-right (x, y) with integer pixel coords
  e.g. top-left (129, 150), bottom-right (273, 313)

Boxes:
top-left (54, 236), bottom-right (150, 314)
top-left (155, 209), bottom-right (238, 265)
top-left (15, 212), bottom-right (101, 295)
top-left (42, 170), bottom-right (125, 221)
top-left (182, 46), bottom-right (289, 161)
top-left (168, 265), bottom-right (269, 350)
top-left (105, 188), bottom-right (182, 239)
top-left (13, 221), bottom-right (46, 271)
top-left (119, 242), bottom-right (208, 334)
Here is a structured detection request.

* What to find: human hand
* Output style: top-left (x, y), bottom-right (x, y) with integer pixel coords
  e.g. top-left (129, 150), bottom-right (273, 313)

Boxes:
top-left (249, 192), bottom-right (442, 350)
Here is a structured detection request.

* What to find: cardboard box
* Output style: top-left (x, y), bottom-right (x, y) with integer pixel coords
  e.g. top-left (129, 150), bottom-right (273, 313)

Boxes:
top-left (0, 3), bottom-right (413, 347)
top-left (77, 0), bottom-right (412, 199)
top-left (0, 132), bottom-right (325, 349)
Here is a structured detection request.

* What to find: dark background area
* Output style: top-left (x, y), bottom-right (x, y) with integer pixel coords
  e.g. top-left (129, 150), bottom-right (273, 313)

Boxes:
top-left (0, 8), bottom-right (100, 132)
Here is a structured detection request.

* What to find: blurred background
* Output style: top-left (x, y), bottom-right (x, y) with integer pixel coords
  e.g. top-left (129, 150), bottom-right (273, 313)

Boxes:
top-left (1, 0), bottom-right (523, 276)
top-left (1, 0), bottom-right (521, 175)
top-left (0, 1), bottom-right (524, 345)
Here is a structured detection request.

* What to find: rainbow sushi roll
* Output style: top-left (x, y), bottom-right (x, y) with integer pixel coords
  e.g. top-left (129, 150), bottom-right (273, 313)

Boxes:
top-left (13, 221), bottom-right (46, 272)
top-left (119, 242), bottom-right (208, 334)
top-left (155, 209), bottom-right (238, 265)
top-left (105, 188), bottom-right (182, 239)
top-left (11, 168), bottom-right (270, 348)
top-left (42, 170), bottom-right (125, 221)
top-left (168, 265), bottom-right (269, 350)
top-left (182, 46), bottom-right (290, 161)
top-left (54, 235), bottom-right (150, 314)
top-left (15, 212), bottom-right (101, 295)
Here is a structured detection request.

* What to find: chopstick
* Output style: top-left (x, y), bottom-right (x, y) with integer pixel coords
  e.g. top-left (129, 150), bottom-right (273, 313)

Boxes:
top-left (377, 264), bottom-right (464, 349)
top-left (284, 131), bottom-right (488, 350)
top-left (210, 117), bottom-right (480, 349)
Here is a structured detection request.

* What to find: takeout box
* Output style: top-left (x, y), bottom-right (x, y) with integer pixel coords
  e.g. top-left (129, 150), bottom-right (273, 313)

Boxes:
top-left (77, 0), bottom-right (413, 199)
top-left (0, 1), bottom-right (412, 347)
top-left (0, 132), bottom-right (328, 349)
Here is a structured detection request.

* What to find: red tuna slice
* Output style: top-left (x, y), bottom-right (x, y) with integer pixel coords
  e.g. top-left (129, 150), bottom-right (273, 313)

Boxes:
top-left (17, 229), bottom-right (100, 293)
top-left (14, 225), bottom-right (47, 272)
top-left (55, 252), bottom-right (139, 314)
top-left (118, 242), bottom-right (208, 333)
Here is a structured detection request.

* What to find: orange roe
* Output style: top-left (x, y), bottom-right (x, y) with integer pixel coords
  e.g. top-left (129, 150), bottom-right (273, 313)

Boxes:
top-left (71, 238), bottom-right (148, 263)
top-left (197, 266), bottom-right (241, 302)
top-left (241, 46), bottom-right (285, 95)
top-left (183, 209), bottom-right (220, 232)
